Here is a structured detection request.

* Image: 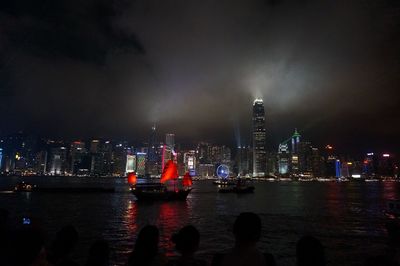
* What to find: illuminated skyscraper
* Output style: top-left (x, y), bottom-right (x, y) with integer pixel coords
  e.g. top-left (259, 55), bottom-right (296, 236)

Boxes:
top-left (136, 152), bottom-right (146, 176)
top-left (146, 125), bottom-right (160, 176)
top-left (48, 146), bottom-right (68, 175)
top-left (183, 150), bottom-right (196, 176)
top-left (125, 154), bottom-right (136, 174)
top-left (235, 145), bottom-right (251, 176)
top-left (196, 142), bottom-right (211, 164)
top-left (0, 148), bottom-right (3, 170)
top-left (147, 124), bottom-right (157, 162)
top-left (363, 153), bottom-right (376, 177)
top-left (70, 141), bottom-right (86, 174)
top-left (252, 98), bottom-right (267, 177)
top-left (278, 143), bottom-right (289, 174)
top-left (165, 133), bottom-right (175, 149)
top-left (291, 129), bottom-right (301, 154)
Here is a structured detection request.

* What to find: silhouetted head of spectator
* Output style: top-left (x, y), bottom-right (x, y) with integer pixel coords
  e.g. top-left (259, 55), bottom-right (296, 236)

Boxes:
top-left (172, 225), bottom-right (200, 255)
top-left (135, 225), bottom-right (159, 256)
top-left (233, 212), bottom-right (262, 244)
top-left (86, 239), bottom-right (110, 266)
top-left (0, 209), bottom-right (9, 229)
top-left (296, 235), bottom-right (326, 266)
top-left (51, 225), bottom-right (79, 259)
top-left (10, 227), bottom-right (45, 266)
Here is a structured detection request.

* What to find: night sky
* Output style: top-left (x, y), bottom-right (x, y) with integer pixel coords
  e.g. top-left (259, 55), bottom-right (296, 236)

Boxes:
top-left (1, 0), bottom-right (399, 154)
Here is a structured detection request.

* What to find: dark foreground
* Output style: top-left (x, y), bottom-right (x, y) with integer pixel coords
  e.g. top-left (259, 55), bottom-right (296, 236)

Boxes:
top-left (0, 176), bottom-right (399, 265)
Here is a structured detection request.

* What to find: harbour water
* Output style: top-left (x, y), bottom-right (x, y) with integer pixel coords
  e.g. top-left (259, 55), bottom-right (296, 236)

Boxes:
top-left (0, 176), bottom-right (398, 265)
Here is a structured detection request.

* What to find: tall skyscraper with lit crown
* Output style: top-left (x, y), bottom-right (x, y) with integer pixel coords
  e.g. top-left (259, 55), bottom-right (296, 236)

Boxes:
top-left (165, 133), bottom-right (175, 149)
top-left (252, 98), bottom-right (267, 177)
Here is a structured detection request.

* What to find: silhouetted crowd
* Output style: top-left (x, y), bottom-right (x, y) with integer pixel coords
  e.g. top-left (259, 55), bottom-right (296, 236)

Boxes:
top-left (0, 208), bottom-right (399, 266)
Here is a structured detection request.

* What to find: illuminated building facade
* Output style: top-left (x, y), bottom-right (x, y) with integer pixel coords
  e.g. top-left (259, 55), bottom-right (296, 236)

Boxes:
top-left (112, 142), bottom-right (129, 176)
top-left (90, 140), bottom-right (113, 176)
top-left (90, 140), bottom-right (100, 153)
top-left (252, 98), bottom-right (267, 177)
top-left (363, 152), bottom-right (376, 177)
top-left (322, 145), bottom-right (337, 177)
top-left (298, 141), bottom-right (313, 174)
top-left (209, 145), bottom-right (231, 167)
top-left (289, 129), bottom-right (302, 175)
top-left (161, 144), bottom-right (175, 172)
top-left (166, 133), bottom-right (175, 149)
top-left (125, 154), bottom-right (136, 174)
top-left (235, 145), bottom-right (251, 176)
top-left (34, 150), bottom-right (47, 174)
top-left (184, 150), bottom-right (196, 176)
top-left (311, 147), bottom-right (322, 177)
top-left (278, 143), bottom-right (290, 174)
top-left (377, 153), bottom-right (395, 177)
top-left (197, 142), bottom-right (211, 164)
top-left (198, 163), bottom-right (214, 177)
top-left (291, 129), bottom-right (301, 154)
top-left (70, 141), bottom-right (86, 174)
top-left (335, 160), bottom-right (341, 178)
top-left (136, 152), bottom-right (146, 176)
top-left (147, 124), bottom-right (157, 162)
top-left (48, 146), bottom-right (68, 175)
top-left (146, 125), bottom-right (161, 176)
top-left (0, 148), bottom-right (3, 171)
top-left (341, 162), bottom-right (350, 178)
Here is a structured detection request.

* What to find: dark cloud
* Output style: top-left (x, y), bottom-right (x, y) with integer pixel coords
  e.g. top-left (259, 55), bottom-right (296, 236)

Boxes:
top-left (1, 0), bottom-right (399, 153)
top-left (1, 0), bottom-right (144, 62)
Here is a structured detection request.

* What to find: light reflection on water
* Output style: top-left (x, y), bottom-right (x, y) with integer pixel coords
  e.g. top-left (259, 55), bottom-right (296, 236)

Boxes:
top-left (0, 177), bottom-right (398, 266)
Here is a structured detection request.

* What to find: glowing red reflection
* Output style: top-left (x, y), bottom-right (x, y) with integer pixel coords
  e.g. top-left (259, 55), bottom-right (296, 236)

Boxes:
top-left (182, 172), bottom-right (193, 187)
top-left (157, 202), bottom-right (189, 257)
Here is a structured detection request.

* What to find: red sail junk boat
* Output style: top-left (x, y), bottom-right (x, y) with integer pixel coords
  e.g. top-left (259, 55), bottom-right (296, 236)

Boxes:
top-left (128, 160), bottom-right (192, 201)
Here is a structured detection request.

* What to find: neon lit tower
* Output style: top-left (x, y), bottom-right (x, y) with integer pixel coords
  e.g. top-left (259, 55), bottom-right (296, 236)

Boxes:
top-left (165, 133), bottom-right (175, 149)
top-left (335, 160), bottom-right (342, 178)
top-left (252, 98), bottom-right (267, 177)
top-left (291, 128), bottom-right (301, 154)
top-left (147, 124), bottom-right (157, 162)
top-left (278, 143), bottom-right (289, 174)
top-left (0, 148), bottom-right (2, 170)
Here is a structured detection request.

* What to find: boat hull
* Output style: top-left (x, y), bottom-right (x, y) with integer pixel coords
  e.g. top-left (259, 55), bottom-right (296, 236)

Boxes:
top-left (218, 186), bottom-right (255, 194)
top-left (213, 180), bottom-right (236, 186)
top-left (131, 184), bottom-right (192, 201)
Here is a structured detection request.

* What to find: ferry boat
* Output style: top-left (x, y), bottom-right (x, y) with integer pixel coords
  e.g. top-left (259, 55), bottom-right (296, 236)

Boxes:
top-left (130, 182), bottom-right (191, 200)
top-left (218, 179), bottom-right (255, 194)
top-left (129, 160), bottom-right (192, 201)
top-left (14, 181), bottom-right (36, 192)
top-left (336, 177), bottom-right (350, 182)
top-left (212, 179), bottom-right (236, 186)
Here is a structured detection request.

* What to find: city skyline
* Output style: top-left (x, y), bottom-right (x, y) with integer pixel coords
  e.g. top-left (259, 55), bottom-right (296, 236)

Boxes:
top-left (1, 120), bottom-right (397, 158)
top-left (1, 1), bottom-right (400, 153)
top-left (0, 96), bottom-right (397, 179)
top-left (1, 126), bottom-right (397, 179)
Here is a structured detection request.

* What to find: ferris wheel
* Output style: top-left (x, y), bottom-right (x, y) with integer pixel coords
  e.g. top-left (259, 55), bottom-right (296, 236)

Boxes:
top-left (216, 164), bottom-right (229, 179)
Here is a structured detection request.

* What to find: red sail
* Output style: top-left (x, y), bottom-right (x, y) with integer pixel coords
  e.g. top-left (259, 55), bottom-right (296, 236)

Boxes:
top-left (160, 160), bottom-right (178, 183)
top-left (127, 172), bottom-right (137, 185)
top-left (182, 172), bottom-right (193, 187)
